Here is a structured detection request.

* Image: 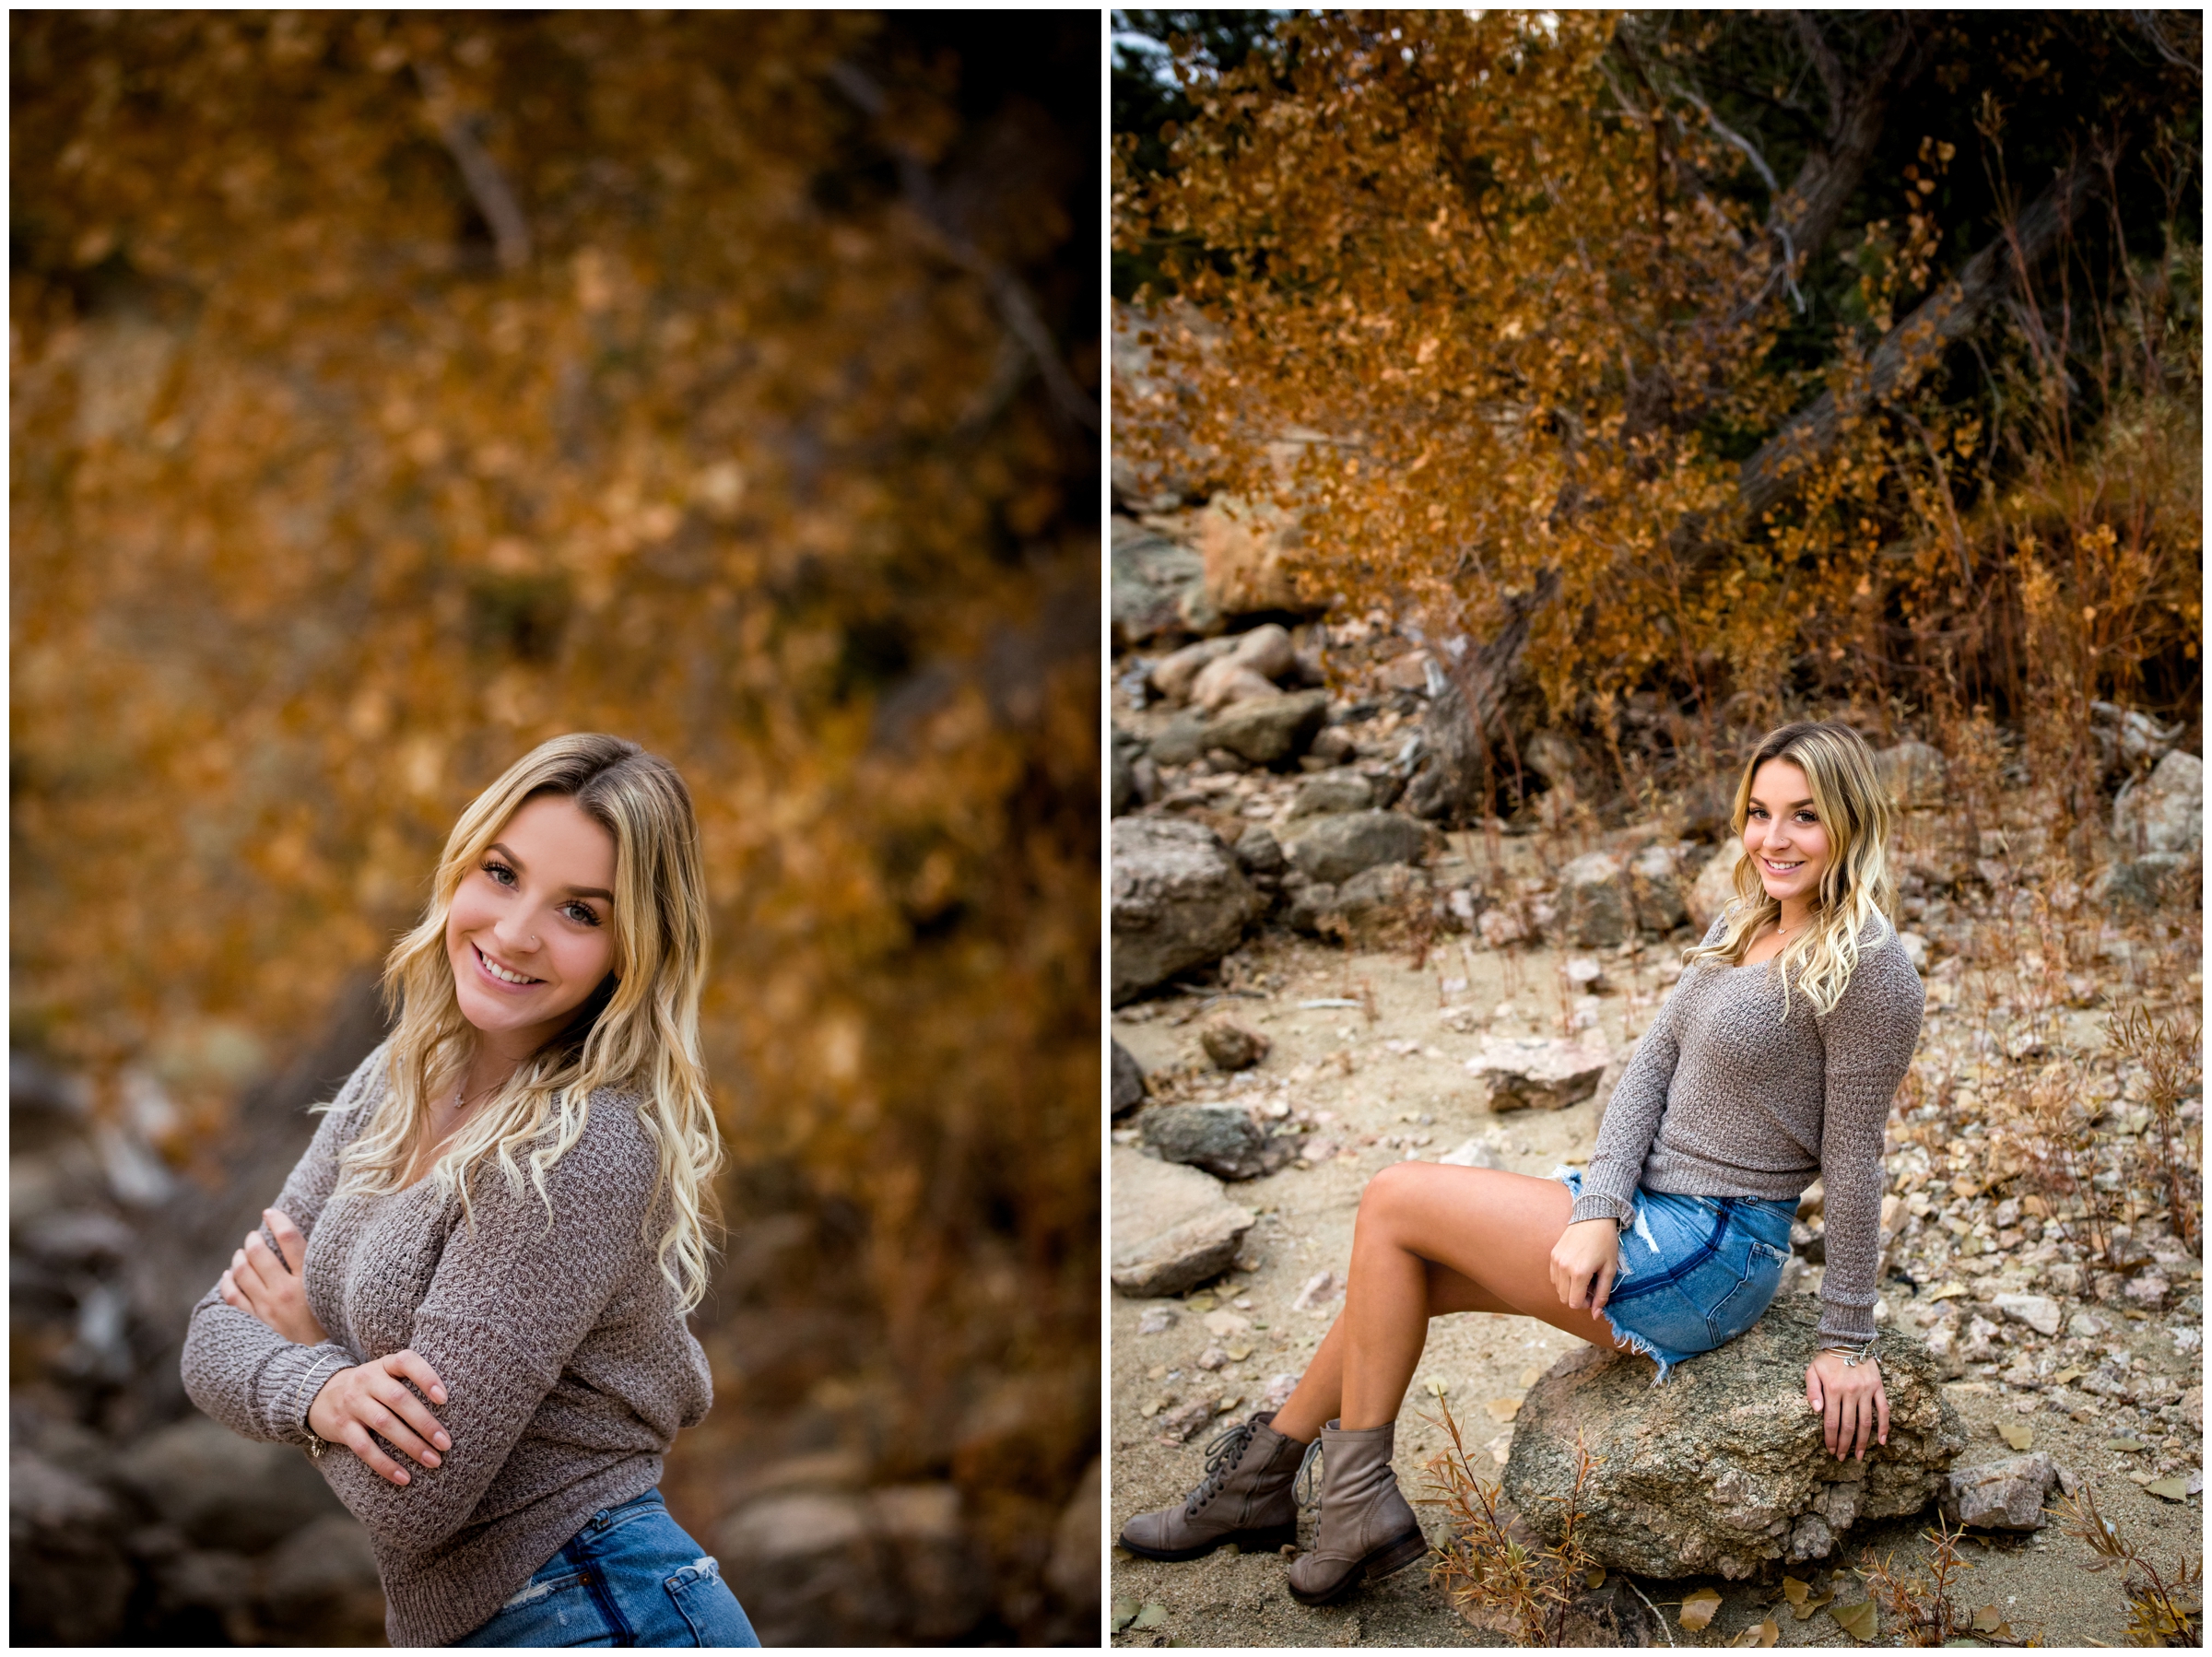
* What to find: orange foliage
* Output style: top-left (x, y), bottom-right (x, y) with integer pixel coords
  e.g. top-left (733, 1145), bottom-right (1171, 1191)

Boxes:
top-left (12, 6), bottom-right (1098, 1571)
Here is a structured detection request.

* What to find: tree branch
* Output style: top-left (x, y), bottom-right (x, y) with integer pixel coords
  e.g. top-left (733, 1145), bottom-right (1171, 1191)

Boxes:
top-left (829, 62), bottom-right (1100, 434)
top-left (413, 64), bottom-right (532, 273)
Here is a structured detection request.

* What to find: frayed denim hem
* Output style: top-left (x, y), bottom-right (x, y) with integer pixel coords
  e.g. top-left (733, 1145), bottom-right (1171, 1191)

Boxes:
top-left (1592, 1300), bottom-right (1686, 1387)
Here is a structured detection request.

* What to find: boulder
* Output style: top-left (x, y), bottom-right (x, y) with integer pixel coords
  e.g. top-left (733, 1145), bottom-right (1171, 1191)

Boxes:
top-left (1111, 517), bottom-right (1207, 648)
top-left (1194, 492), bottom-right (1305, 617)
top-left (1282, 809), bottom-right (1427, 886)
top-left (1151, 636), bottom-right (1239, 703)
top-left (1230, 622), bottom-right (1296, 681)
top-left (254, 1512), bottom-right (387, 1644)
top-left (1993, 1294), bottom-right (2061, 1337)
top-left (118, 1415), bottom-right (348, 1554)
top-left (1111, 1146), bottom-right (1253, 1297)
top-left (1111, 731), bottom-right (1139, 817)
top-left (1286, 881), bottom-right (1340, 936)
top-left (2113, 749), bottom-right (2203, 856)
top-left (1876, 741), bottom-right (1948, 811)
top-left (1111, 1040), bottom-right (1147, 1118)
top-left (1627, 843), bottom-right (1689, 933)
top-left (1199, 1017), bottom-right (1269, 1071)
top-left (1191, 656), bottom-right (1282, 714)
top-left (1111, 818), bottom-right (1264, 1005)
top-left (9, 1446), bottom-right (131, 1645)
top-left (1502, 1297), bottom-right (1963, 1578)
top-left (1557, 852), bottom-right (1631, 948)
top-left (716, 1482), bottom-right (984, 1645)
top-left (1206, 689), bottom-right (1329, 767)
top-left (1231, 826), bottom-right (1284, 881)
top-left (1144, 1104), bottom-right (1289, 1181)
top-left (1466, 1038), bottom-right (1609, 1112)
top-left (2106, 851), bottom-right (2195, 912)
top-left (1686, 845), bottom-right (1742, 931)
top-left (1335, 863), bottom-right (1429, 929)
top-left (1283, 770), bottom-right (1375, 824)
top-left (1147, 711), bottom-right (1213, 768)
top-left (1939, 1452), bottom-right (2056, 1531)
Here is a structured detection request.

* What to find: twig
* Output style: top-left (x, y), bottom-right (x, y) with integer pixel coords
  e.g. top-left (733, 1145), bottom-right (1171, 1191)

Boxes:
top-left (1627, 1575), bottom-right (1677, 1647)
top-left (413, 63), bottom-right (533, 272)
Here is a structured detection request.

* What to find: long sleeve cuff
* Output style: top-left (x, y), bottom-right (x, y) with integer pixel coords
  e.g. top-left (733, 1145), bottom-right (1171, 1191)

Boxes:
top-left (1816, 1295), bottom-right (1877, 1346)
top-left (266, 1340), bottom-right (359, 1441)
top-left (1570, 1190), bottom-right (1635, 1227)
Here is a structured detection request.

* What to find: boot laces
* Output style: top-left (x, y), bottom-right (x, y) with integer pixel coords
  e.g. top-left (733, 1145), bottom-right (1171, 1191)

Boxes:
top-left (1184, 1418), bottom-right (1259, 1515)
top-left (1292, 1436), bottom-right (1324, 1507)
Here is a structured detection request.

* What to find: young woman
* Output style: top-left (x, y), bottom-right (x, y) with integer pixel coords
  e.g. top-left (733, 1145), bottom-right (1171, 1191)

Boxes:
top-left (182, 733), bottom-right (758, 1648)
top-left (1119, 721), bottom-right (1925, 1605)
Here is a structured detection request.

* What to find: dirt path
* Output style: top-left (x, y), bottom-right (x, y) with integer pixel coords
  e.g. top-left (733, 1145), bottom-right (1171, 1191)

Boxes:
top-left (1109, 926), bottom-right (2203, 1647)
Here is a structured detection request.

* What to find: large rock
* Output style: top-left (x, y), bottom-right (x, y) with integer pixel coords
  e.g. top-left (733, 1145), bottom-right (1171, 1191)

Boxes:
top-left (118, 1415), bottom-right (349, 1553)
top-left (1111, 729), bottom-right (1139, 817)
top-left (1230, 622), bottom-right (1296, 681)
top-left (716, 1482), bottom-right (984, 1645)
top-left (1206, 688), bottom-right (1329, 767)
top-left (1144, 1104), bottom-right (1290, 1181)
top-left (1191, 656), bottom-right (1282, 713)
top-left (1111, 516), bottom-right (1207, 648)
top-left (1686, 844), bottom-right (1743, 931)
top-left (1199, 1017), bottom-right (1269, 1071)
top-left (1111, 1146), bottom-right (1253, 1297)
top-left (1111, 818), bottom-right (1264, 1005)
top-left (1282, 809), bottom-right (1427, 886)
top-left (1111, 1040), bottom-right (1147, 1118)
top-left (2106, 851), bottom-right (2195, 911)
top-left (1876, 741), bottom-right (1948, 811)
top-left (1940, 1452), bottom-right (2056, 1531)
top-left (1335, 863), bottom-right (1430, 930)
top-left (1503, 1297), bottom-right (1964, 1578)
top-left (1466, 1038), bottom-right (1609, 1111)
top-left (1283, 770), bottom-right (1375, 824)
top-left (1148, 711), bottom-right (1213, 767)
top-left (2112, 749), bottom-right (2203, 856)
top-left (1557, 852), bottom-right (1631, 947)
top-left (1151, 635), bottom-right (1239, 703)
top-left (1626, 843), bottom-right (1690, 933)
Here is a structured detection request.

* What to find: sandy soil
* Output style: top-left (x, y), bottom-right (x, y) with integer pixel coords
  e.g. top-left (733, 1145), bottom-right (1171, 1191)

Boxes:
top-left (1108, 919), bottom-right (2204, 1648)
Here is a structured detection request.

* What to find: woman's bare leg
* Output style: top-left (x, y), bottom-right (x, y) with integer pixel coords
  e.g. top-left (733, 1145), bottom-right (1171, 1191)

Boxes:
top-left (1270, 1165), bottom-right (1633, 1441)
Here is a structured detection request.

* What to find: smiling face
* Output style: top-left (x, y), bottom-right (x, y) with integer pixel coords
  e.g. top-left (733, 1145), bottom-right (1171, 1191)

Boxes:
top-left (444, 793), bottom-right (619, 1055)
top-left (1742, 757), bottom-right (1833, 915)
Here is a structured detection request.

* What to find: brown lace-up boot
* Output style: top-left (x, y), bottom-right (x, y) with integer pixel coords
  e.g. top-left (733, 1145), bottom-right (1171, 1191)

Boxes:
top-left (1117, 1411), bottom-right (1306, 1561)
top-left (1284, 1418), bottom-right (1426, 1605)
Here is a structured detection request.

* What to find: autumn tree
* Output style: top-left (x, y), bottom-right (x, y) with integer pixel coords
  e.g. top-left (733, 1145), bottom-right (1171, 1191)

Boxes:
top-left (1115, 10), bottom-right (2199, 826)
top-left (13, 12), bottom-right (1097, 1638)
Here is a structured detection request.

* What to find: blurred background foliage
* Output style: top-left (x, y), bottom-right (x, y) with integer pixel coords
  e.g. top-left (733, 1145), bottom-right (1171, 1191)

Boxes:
top-left (13, 10), bottom-right (1098, 1644)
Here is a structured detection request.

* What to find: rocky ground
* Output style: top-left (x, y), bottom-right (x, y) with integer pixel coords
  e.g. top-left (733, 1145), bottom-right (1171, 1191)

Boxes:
top-left (1107, 598), bottom-right (2204, 1648)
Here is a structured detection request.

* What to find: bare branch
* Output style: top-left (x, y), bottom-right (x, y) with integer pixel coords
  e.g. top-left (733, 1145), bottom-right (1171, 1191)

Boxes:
top-left (1791, 12), bottom-right (1850, 125)
top-left (2129, 11), bottom-right (2201, 77)
top-left (830, 62), bottom-right (1100, 433)
top-left (413, 63), bottom-right (532, 273)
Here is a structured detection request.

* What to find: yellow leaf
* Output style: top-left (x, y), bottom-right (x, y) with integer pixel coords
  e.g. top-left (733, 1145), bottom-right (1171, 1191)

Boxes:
top-left (1731, 1619), bottom-right (1779, 1647)
top-left (1792, 1589), bottom-right (1837, 1622)
top-left (1586, 1568), bottom-right (1606, 1590)
top-left (1973, 1604), bottom-right (2008, 1634)
top-left (1925, 1282), bottom-right (1968, 1301)
top-left (1485, 1397), bottom-right (1522, 1423)
top-left (1781, 1576), bottom-right (1809, 1607)
top-left (1679, 1588), bottom-right (1723, 1631)
top-left (2146, 1477), bottom-right (2191, 1501)
top-left (1999, 1420), bottom-right (2033, 1450)
top-left (1520, 1366), bottom-right (1542, 1387)
top-left (1831, 1598), bottom-right (1877, 1641)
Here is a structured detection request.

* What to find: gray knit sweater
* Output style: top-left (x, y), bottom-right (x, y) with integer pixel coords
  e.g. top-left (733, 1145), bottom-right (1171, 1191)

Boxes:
top-left (180, 1042), bottom-right (713, 1647)
top-left (1573, 908), bottom-right (1924, 1345)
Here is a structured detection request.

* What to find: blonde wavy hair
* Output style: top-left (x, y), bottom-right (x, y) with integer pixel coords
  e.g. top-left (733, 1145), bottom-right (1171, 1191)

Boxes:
top-left (317, 733), bottom-right (722, 1312)
top-left (1683, 720), bottom-right (1899, 1018)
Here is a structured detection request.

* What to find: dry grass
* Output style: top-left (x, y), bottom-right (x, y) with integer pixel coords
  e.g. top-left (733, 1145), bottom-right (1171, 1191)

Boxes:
top-left (2052, 1481), bottom-right (2204, 1647)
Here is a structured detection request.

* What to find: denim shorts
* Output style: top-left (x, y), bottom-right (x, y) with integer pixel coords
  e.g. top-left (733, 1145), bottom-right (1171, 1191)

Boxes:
top-left (1551, 1169), bottom-right (1797, 1384)
top-left (453, 1489), bottom-right (759, 1648)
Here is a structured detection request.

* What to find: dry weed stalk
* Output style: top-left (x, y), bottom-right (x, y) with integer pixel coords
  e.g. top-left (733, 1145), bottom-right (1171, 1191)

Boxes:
top-left (2052, 1480), bottom-right (2204, 1647)
top-left (1423, 1397), bottom-right (1605, 1647)
top-left (1853, 1515), bottom-right (1981, 1646)
top-left (2102, 1005), bottom-right (2205, 1252)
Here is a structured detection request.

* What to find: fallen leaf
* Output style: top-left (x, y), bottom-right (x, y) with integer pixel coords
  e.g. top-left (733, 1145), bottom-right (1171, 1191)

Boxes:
top-left (1973, 1604), bottom-right (2007, 1634)
top-left (1112, 1597), bottom-right (1138, 1633)
top-left (1520, 1366), bottom-right (1542, 1387)
top-left (1132, 1602), bottom-right (1168, 1630)
top-left (1831, 1598), bottom-right (1877, 1641)
top-left (1226, 1344), bottom-right (1252, 1362)
top-left (1586, 1567), bottom-right (1606, 1590)
top-left (2053, 1367), bottom-right (2085, 1385)
top-left (1730, 1619), bottom-right (1779, 1647)
top-left (1999, 1420), bottom-right (2033, 1450)
top-left (2146, 1477), bottom-right (2192, 1501)
top-left (1185, 1295), bottom-right (1216, 1314)
top-left (1679, 1587), bottom-right (1723, 1631)
top-left (1781, 1577), bottom-right (1809, 1608)
top-left (1215, 1394), bottom-right (1241, 1414)
top-left (1926, 1282), bottom-right (1969, 1302)
top-left (1425, 1378), bottom-right (1450, 1398)
top-left (1791, 1589), bottom-right (1837, 1622)
top-left (1140, 1401), bottom-right (1161, 1418)
top-left (1485, 1397), bottom-right (1522, 1423)
top-left (2104, 1438), bottom-right (2148, 1452)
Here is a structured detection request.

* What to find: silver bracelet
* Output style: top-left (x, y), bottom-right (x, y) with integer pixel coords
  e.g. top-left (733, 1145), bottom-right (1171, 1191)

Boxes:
top-left (1820, 1336), bottom-right (1878, 1368)
top-left (289, 1351), bottom-right (345, 1456)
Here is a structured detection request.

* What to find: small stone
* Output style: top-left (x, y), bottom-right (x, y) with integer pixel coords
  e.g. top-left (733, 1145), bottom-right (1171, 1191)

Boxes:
top-left (1283, 770), bottom-right (1375, 823)
top-left (1156, 1399), bottom-right (1217, 1442)
top-left (2125, 1274), bottom-right (2171, 1307)
top-left (1202, 1310), bottom-right (1252, 1338)
top-left (1291, 1269), bottom-right (1342, 1312)
top-left (1111, 1040), bottom-right (1147, 1118)
top-left (1144, 1103), bottom-right (1286, 1181)
top-left (1136, 1307), bottom-right (1178, 1335)
top-left (1111, 1147), bottom-right (1254, 1299)
top-left (1200, 1017), bottom-right (1269, 1072)
top-left (2067, 1310), bottom-right (2106, 1340)
top-left (1438, 1136), bottom-right (1505, 1170)
top-left (1557, 852), bottom-right (1631, 947)
top-left (1280, 808), bottom-right (1427, 886)
top-left (1563, 957), bottom-right (1605, 992)
top-left (1940, 1452), bottom-right (2056, 1530)
top-left (1196, 1346), bottom-right (1228, 1371)
top-left (1466, 1037), bottom-right (1609, 1112)
top-left (1994, 1295), bottom-right (2061, 1337)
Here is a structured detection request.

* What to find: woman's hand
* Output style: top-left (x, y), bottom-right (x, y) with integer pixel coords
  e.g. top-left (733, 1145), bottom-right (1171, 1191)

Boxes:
top-left (1549, 1218), bottom-right (1622, 1314)
top-left (219, 1208), bottom-right (330, 1347)
top-left (1806, 1349), bottom-right (1889, 1461)
top-left (308, 1350), bottom-right (453, 1487)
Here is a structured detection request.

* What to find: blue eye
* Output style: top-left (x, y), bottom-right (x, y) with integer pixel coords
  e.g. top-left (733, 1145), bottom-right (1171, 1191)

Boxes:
top-left (485, 860), bottom-right (517, 886)
top-left (563, 902), bottom-right (602, 927)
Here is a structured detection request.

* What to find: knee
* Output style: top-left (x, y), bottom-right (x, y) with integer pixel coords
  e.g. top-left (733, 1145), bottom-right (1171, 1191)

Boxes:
top-left (1358, 1161), bottom-right (1420, 1228)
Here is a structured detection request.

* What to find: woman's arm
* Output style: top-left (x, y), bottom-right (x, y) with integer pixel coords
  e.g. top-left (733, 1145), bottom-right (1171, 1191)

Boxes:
top-left (1573, 913), bottom-right (1725, 1224)
top-left (1811, 934), bottom-right (1925, 1346)
top-left (307, 1097), bottom-right (664, 1553)
top-left (181, 1043), bottom-right (391, 1443)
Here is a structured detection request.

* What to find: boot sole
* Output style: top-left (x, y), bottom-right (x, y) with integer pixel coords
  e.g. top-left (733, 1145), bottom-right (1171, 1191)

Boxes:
top-left (1119, 1522), bottom-right (1299, 1564)
top-left (1286, 1526), bottom-right (1430, 1606)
